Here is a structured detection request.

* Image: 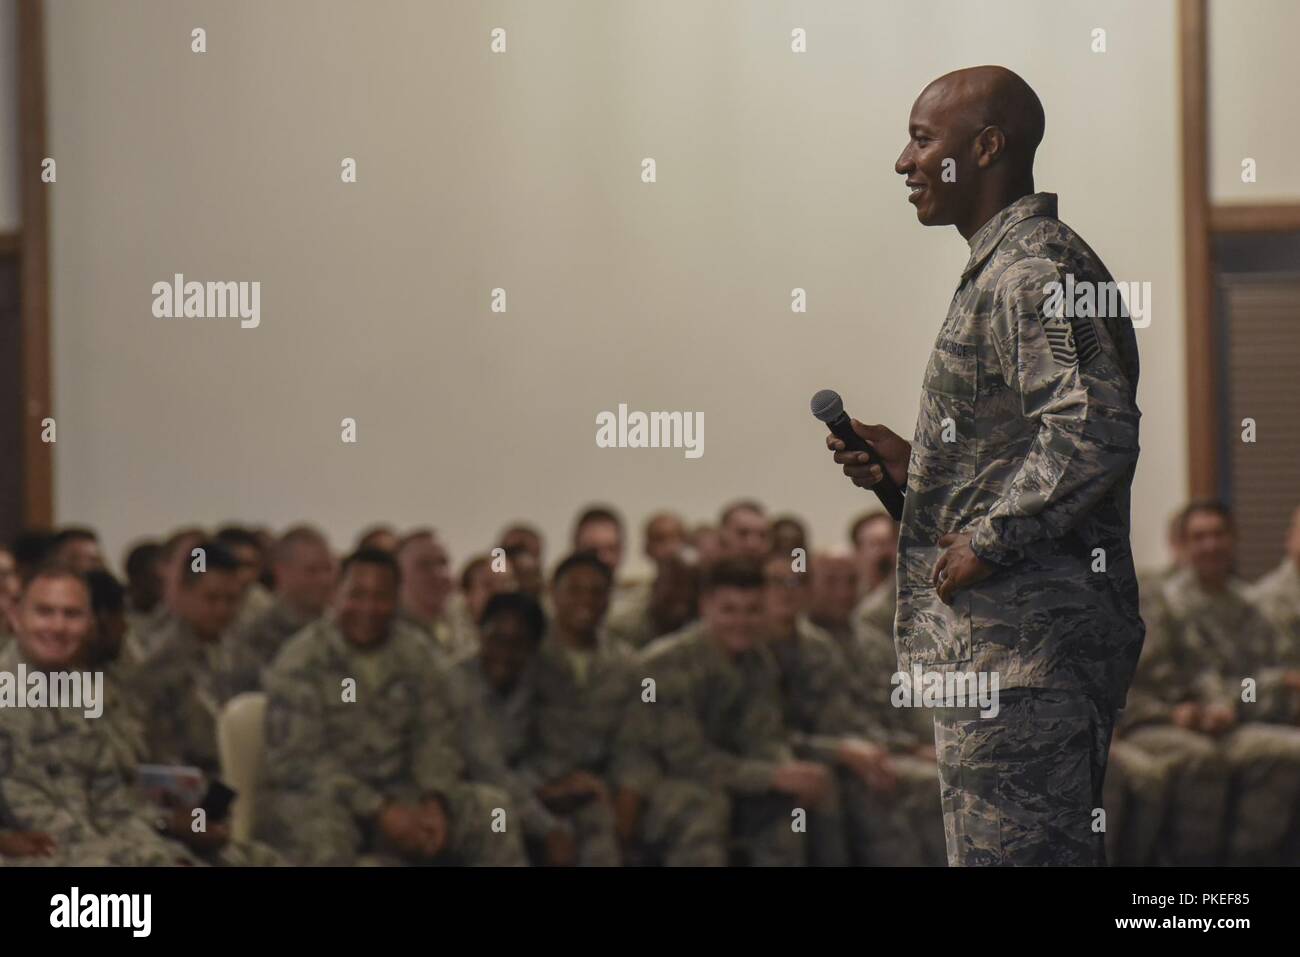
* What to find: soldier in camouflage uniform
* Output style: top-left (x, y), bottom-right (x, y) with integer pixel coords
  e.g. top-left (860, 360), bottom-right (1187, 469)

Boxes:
top-left (0, 568), bottom-right (201, 866)
top-left (1129, 503), bottom-right (1300, 865)
top-left (129, 527), bottom-right (206, 660)
top-left (1247, 504), bottom-right (1300, 655)
top-left (258, 548), bottom-right (526, 866)
top-left (396, 529), bottom-right (476, 661)
top-left (637, 557), bottom-right (831, 865)
top-left (829, 67), bottom-right (1144, 865)
top-left (227, 525), bottom-right (335, 696)
top-left (521, 553), bottom-right (655, 865)
top-left (849, 580), bottom-right (951, 867)
top-left (606, 555), bottom-right (700, 650)
top-left (456, 592), bottom-right (584, 865)
top-left (216, 527), bottom-right (275, 635)
top-left (131, 541), bottom-right (247, 776)
top-left (761, 553), bottom-right (920, 865)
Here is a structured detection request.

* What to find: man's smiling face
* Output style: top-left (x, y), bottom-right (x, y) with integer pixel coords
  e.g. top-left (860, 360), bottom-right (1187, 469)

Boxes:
top-left (14, 575), bottom-right (92, 670)
top-left (895, 83), bottom-right (976, 228)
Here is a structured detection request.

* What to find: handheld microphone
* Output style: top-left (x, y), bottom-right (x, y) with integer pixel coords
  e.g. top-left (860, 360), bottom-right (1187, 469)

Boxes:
top-left (810, 389), bottom-right (905, 522)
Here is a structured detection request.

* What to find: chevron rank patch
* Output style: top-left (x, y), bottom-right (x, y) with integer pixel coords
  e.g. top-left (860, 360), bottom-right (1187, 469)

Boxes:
top-left (1042, 314), bottom-right (1101, 367)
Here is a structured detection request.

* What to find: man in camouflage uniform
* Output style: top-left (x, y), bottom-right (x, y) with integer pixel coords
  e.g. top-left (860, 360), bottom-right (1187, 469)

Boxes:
top-left (637, 557), bottom-right (831, 865)
top-left (131, 540), bottom-right (246, 776)
top-left (605, 554), bottom-right (700, 650)
top-left (258, 548), bottom-right (526, 866)
top-left (520, 553), bottom-right (654, 865)
top-left (396, 529), bottom-right (475, 661)
top-left (216, 526), bottom-right (275, 634)
top-left (1128, 502), bottom-right (1300, 865)
top-left (1248, 503), bottom-right (1300, 653)
top-left (445, 553), bottom-right (518, 658)
top-left (0, 567), bottom-right (201, 866)
top-left (761, 553), bottom-right (919, 865)
top-left (456, 592), bottom-right (583, 865)
top-left (228, 525), bottom-right (335, 695)
top-left (849, 577), bottom-right (952, 867)
top-left (829, 66), bottom-right (1143, 865)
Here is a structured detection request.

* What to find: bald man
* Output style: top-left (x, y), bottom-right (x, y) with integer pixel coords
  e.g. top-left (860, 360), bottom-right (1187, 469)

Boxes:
top-left (827, 67), bottom-right (1143, 866)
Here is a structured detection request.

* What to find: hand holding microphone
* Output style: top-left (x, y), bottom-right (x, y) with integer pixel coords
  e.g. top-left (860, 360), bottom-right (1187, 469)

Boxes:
top-left (811, 389), bottom-right (909, 521)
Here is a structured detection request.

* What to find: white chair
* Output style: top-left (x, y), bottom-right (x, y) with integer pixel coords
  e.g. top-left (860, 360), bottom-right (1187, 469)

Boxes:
top-left (216, 692), bottom-right (267, 844)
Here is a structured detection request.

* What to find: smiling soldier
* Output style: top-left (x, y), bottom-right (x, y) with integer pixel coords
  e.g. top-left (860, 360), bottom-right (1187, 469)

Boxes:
top-left (826, 66), bottom-right (1143, 866)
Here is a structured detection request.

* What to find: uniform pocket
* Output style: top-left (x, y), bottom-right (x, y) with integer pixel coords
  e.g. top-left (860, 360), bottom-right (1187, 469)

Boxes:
top-left (913, 382), bottom-right (977, 484)
top-left (899, 581), bottom-right (973, 666)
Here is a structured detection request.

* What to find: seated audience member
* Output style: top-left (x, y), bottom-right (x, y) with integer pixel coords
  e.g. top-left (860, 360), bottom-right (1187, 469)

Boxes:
top-left (1248, 503), bottom-right (1300, 650)
top-left (229, 524), bottom-right (336, 693)
top-left (122, 539), bottom-right (165, 635)
top-left (131, 540), bottom-right (244, 775)
top-left (447, 553), bottom-right (518, 655)
top-left (760, 552), bottom-right (926, 866)
top-left (457, 592), bottom-right (585, 865)
top-left (717, 501), bottom-right (771, 562)
top-left (637, 557), bottom-right (831, 865)
top-left (396, 528), bottom-right (472, 660)
top-left (355, 524), bottom-right (400, 555)
top-left (47, 526), bottom-right (106, 575)
top-left (505, 544), bottom-right (545, 600)
top-left (216, 525), bottom-right (275, 630)
top-left (499, 522), bottom-right (544, 566)
top-left (643, 511), bottom-right (687, 564)
top-left (606, 554), bottom-right (700, 650)
top-left (258, 549), bottom-right (526, 866)
top-left (132, 526), bottom-right (207, 656)
top-left (0, 566), bottom-right (201, 866)
top-left (1122, 501), bottom-right (1300, 865)
top-left (519, 552), bottom-right (654, 865)
top-left (769, 515), bottom-right (808, 559)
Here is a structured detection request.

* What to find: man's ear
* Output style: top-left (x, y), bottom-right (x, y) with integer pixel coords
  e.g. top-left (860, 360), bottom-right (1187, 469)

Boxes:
top-left (974, 126), bottom-right (1006, 168)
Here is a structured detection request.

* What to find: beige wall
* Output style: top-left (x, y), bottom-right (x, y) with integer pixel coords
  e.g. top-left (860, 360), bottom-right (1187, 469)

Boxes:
top-left (46, 0), bottom-right (1185, 577)
top-left (1210, 0), bottom-right (1300, 202)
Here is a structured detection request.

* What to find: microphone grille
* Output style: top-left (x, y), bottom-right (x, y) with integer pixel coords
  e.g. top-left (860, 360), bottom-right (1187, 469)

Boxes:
top-left (810, 389), bottom-right (843, 423)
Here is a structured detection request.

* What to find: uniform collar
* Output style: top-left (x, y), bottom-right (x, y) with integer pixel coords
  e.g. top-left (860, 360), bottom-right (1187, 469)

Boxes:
top-left (960, 192), bottom-right (1058, 281)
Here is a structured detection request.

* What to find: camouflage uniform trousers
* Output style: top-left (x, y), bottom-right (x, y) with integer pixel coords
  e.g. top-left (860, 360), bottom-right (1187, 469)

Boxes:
top-left (730, 792), bottom-right (805, 866)
top-left (1122, 724), bottom-right (1228, 866)
top-left (1218, 723), bottom-right (1300, 866)
top-left (263, 782), bottom-right (526, 866)
top-left (538, 796), bottom-right (620, 867)
top-left (934, 689), bottom-right (1114, 866)
top-left (1102, 737), bottom-right (1177, 866)
top-left (801, 763), bottom-right (939, 866)
top-left (637, 778), bottom-right (730, 866)
top-left (887, 754), bottom-right (947, 866)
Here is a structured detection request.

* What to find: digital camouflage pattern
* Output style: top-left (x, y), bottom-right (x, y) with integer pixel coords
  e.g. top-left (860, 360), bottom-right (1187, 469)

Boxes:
top-left (896, 192), bottom-right (1144, 711)
top-left (257, 617), bottom-right (525, 865)
top-left (0, 644), bottom-right (202, 866)
top-left (1247, 560), bottom-right (1300, 659)
top-left (637, 622), bottom-right (802, 865)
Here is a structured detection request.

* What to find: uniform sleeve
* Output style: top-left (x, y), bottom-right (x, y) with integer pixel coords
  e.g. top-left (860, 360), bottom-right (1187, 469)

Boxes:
top-left (261, 662), bottom-right (385, 822)
top-left (1223, 613), bottom-right (1297, 724)
top-left (787, 643), bottom-right (858, 762)
top-left (648, 657), bottom-right (781, 796)
top-left (1116, 606), bottom-right (1184, 731)
top-left (410, 657), bottom-right (467, 799)
top-left (609, 670), bottom-right (662, 795)
top-left (970, 258), bottom-right (1141, 565)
